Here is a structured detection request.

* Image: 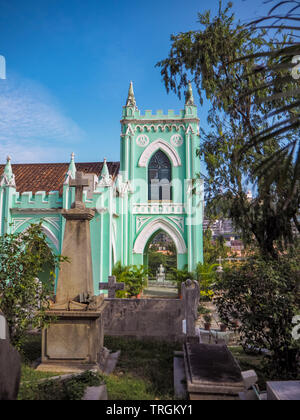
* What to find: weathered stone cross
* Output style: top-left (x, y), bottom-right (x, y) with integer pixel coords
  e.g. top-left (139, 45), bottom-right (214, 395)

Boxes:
top-left (70, 171), bottom-right (89, 203)
top-left (217, 256), bottom-right (223, 273)
top-left (99, 276), bottom-right (125, 298)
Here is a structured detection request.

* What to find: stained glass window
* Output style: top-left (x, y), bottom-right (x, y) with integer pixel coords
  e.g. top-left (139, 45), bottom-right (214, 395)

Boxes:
top-left (148, 150), bottom-right (172, 201)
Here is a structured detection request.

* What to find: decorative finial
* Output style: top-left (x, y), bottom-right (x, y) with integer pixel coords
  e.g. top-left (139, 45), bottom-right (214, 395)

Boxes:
top-left (67, 152), bottom-right (76, 179)
top-left (96, 157), bottom-right (112, 189)
top-left (185, 82), bottom-right (195, 106)
top-left (126, 81), bottom-right (137, 108)
top-left (1, 154), bottom-right (15, 187)
top-left (101, 158), bottom-right (109, 178)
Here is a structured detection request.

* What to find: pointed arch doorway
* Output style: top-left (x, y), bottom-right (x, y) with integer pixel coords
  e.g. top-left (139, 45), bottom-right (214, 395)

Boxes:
top-left (133, 217), bottom-right (187, 275)
top-left (143, 230), bottom-right (177, 282)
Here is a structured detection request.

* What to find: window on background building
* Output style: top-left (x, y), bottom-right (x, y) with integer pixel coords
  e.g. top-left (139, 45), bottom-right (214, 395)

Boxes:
top-left (148, 150), bottom-right (172, 201)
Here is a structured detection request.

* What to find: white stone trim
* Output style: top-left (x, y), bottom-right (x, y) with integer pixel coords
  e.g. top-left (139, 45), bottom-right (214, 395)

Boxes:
top-left (138, 139), bottom-right (182, 168)
top-left (136, 134), bottom-right (149, 147)
top-left (0, 173), bottom-right (16, 187)
top-left (41, 225), bottom-right (59, 252)
top-left (171, 134), bottom-right (183, 147)
top-left (168, 216), bottom-right (184, 232)
top-left (11, 218), bottom-right (59, 252)
top-left (186, 124), bottom-right (195, 135)
top-left (133, 218), bottom-right (187, 254)
top-left (12, 217), bottom-right (31, 233)
top-left (136, 216), bottom-right (152, 232)
top-left (134, 123), bottom-right (186, 133)
top-left (133, 203), bottom-right (184, 214)
top-left (126, 124), bottom-right (135, 136)
top-left (43, 217), bottom-right (60, 232)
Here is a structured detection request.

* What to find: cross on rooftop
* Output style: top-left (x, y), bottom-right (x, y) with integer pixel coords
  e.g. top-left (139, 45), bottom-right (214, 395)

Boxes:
top-left (99, 276), bottom-right (125, 298)
top-left (70, 171), bottom-right (89, 203)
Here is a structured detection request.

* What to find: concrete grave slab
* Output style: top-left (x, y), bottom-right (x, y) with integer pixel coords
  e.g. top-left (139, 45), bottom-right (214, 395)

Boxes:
top-left (183, 343), bottom-right (244, 400)
top-left (82, 385), bottom-right (108, 400)
top-left (174, 354), bottom-right (187, 399)
top-left (267, 381), bottom-right (300, 400)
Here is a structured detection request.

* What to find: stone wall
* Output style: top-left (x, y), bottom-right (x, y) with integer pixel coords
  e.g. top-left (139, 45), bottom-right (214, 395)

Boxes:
top-left (103, 298), bottom-right (185, 342)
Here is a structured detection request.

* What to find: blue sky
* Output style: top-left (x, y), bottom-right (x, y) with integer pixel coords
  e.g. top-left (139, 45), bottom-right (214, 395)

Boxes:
top-left (0, 0), bottom-right (271, 164)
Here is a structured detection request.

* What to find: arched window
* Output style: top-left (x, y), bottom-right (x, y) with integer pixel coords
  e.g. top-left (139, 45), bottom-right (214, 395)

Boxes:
top-left (148, 150), bottom-right (172, 201)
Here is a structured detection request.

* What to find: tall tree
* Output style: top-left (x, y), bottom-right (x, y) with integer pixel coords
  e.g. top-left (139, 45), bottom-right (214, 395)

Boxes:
top-left (156, 1), bottom-right (299, 257)
top-left (0, 223), bottom-right (66, 349)
top-left (235, 0), bottom-right (300, 205)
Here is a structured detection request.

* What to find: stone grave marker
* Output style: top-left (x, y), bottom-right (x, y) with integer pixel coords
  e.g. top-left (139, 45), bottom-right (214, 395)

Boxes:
top-left (0, 313), bottom-right (5, 340)
top-left (0, 312), bottom-right (21, 400)
top-left (99, 276), bottom-right (125, 298)
top-left (267, 381), bottom-right (300, 400)
top-left (183, 342), bottom-right (244, 400)
top-left (38, 172), bottom-right (108, 372)
top-left (181, 279), bottom-right (200, 339)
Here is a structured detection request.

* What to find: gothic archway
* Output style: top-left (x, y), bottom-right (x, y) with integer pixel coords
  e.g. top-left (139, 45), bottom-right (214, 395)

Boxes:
top-left (144, 230), bottom-right (177, 280)
top-left (133, 218), bottom-right (186, 255)
top-left (138, 139), bottom-right (182, 168)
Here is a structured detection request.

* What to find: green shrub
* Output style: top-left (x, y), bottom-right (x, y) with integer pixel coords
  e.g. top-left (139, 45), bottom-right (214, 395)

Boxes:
top-left (112, 262), bottom-right (149, 298)
top-left (214, 251), bottom-right (300, 379)
top-left (0, 222), bottom-right (67, 350)
top-left (20, 371), bottom-right (104, 400)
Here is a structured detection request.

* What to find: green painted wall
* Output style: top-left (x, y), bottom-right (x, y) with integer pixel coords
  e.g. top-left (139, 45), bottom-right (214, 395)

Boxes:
top-left (0, 84), bottom-right (204, 294)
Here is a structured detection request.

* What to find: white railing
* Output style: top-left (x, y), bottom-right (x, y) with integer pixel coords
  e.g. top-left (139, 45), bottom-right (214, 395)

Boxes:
top-left (133, 203), bottom-right (185, 214)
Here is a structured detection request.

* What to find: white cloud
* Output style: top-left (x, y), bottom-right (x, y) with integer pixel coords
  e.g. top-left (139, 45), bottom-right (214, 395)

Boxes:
top-left (0, 74), bottom-right (85, 163)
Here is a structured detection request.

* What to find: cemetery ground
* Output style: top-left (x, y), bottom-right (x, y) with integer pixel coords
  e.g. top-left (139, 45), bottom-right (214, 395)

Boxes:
top-left (17, 332), bottom-right (266, 400)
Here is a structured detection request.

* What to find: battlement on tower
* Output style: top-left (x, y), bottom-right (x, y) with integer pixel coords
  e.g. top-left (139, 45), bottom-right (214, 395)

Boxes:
top-left (141, 109), bottom-right (185, 119)
top-left (122, 107), bottom-right (198, 121)
top-left (12, 190), bottom-right (62, 209)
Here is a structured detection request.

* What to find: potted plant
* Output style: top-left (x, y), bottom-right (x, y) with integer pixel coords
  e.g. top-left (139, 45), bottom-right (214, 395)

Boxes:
top-left (112, 262), bottom-right (148, 298)
top-left (203, 314), bottom-right (212, 331)
top-left (220, 322), bottom-right (227, 332)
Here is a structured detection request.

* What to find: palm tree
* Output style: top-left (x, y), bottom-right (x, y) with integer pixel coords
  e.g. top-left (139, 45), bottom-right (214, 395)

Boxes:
top-left (236, 1), bottom-right (300, 207)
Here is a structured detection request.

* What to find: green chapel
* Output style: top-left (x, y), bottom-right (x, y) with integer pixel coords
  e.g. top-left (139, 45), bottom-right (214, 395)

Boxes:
top-left (0, 83), bottom-right (204, 293)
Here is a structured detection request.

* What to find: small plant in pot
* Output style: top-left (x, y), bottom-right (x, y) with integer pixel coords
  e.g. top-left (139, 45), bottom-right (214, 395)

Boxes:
top-left (203, 314), bottom-right (212, 331)
top-left (220, 322), bottom-right (227, 332)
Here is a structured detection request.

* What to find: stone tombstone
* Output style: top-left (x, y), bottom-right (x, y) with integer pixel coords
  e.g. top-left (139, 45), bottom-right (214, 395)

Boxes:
top-left (181, 279), bottom-right (200, 337)
top-left (0, 312), bottom-right (21, 400)
top-left (267, 381), bottom-right (300, 400)
top-left (183, 343), bottom-right (244, 400)
top-left (55, 172), bottom-right (95, 304)
top-left (99, 276), bottom-right (125, 298)
top-left (0, 314), bottom-right (5, 340)
top-left (39, 172), bottom-right (108, 373)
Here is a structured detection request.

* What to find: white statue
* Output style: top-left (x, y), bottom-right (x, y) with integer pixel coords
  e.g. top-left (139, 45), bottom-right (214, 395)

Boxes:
top-left (156, 264), bottom-right (166, 282)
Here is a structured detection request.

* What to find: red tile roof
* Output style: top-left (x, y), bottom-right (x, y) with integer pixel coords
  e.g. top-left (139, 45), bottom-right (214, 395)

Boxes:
top-left (0, 161), bottom-right (120, 196)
